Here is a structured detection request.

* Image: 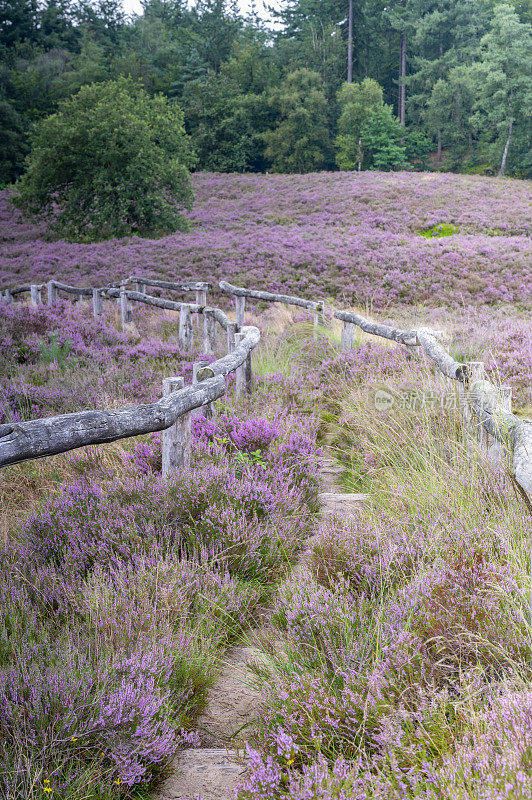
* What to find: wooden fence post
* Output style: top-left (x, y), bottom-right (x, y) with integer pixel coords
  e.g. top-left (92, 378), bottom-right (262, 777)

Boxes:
top-left (196, 286), bottom-right (208, 307)
top-left (162, 376), bottom-right (191, 477)
top-left (313, 301), bottom-right (324, 339)
top-left (463, 361), bottom-right (487, 452)
top-left (179, 303), bottom-right (193, 350)
top-left (227, 322), bottom-right (237, 354)
top-left (120, 286), bottom-right (132, 329)
top-left (203, 308), bottom-right (216, 355)
top-left (4, 290), bottom-right (12, 304)
top-left (235, 295), bottom-right (245, 328)
top-left (488, 385), bottom-right (512, 467)
top-left (244, 348), bottom-right (253, 396)
top-left (498, 385), bottom-right (512, 413)
top-left (234, 332), bottom-right (246, 399)
top-left (192, 361), bottom-right (212, 418)
top-left (30, 285), bottom-right (42, 307)
top-left (134, 281), bottom-right (146, 295)
top-left (340, 321), bottom-right (355, 352)
top-left (194, 286), bottom-right (207, 332)
top-left (47, 281), bottom-right (57, 305)
top-left (92, 289), bottom-right (103, 318)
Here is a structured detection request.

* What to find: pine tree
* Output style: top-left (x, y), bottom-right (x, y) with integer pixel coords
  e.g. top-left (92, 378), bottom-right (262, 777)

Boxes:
top-left (473, 3), bottom-right (532, 176)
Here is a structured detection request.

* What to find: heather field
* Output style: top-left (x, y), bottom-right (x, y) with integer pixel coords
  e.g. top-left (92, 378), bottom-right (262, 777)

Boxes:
top-left (0, 301), bottom-right (323, 798)
top-left (1, 171), bottom-right (531, 306)
top-left (0, 171), bottom-right (532, 800)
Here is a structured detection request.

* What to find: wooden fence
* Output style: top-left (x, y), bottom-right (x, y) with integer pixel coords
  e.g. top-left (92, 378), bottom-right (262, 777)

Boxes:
top-left (335, 309), bottom-right (532, 500)
top-left (219, 280), bottom-right (324, 336)
top-left (1, 278), bottom-right (531, 501)
top-left (0, 278), bottom-right (258, 476)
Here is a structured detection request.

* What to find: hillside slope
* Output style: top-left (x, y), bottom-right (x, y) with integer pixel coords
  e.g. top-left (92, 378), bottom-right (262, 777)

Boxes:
top-left (1, 171), bottom-right (530, 306)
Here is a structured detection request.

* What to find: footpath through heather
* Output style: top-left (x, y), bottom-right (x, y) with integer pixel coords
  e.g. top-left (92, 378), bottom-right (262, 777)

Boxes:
top-left (155, 450), bottom-right (368, 800)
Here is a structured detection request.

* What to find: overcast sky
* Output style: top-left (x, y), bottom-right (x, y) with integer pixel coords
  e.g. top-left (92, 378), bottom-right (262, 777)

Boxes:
top-left (121, 0), bottom-right (280, 22)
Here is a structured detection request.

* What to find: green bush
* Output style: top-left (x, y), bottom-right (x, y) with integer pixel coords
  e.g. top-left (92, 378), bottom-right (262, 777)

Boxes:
top-left (335, 78), bottom-right (384, 171)
top-left (421, 222), bottom-right (459, 238)
top-left (361, 106), bottom-right (407, 171)
top-left (13, 78), bottom-right (195, 240)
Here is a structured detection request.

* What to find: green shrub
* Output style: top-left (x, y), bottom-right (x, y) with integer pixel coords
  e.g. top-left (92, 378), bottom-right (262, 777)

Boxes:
top-left (421, 222), bottom-right (459, 238)
top-left (361, 106), bottom-right (407, 171)
top-left (13, 77), bottom-right (195, 240)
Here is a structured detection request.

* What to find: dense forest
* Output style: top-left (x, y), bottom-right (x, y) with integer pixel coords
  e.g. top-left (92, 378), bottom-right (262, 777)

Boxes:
top-left (1, 0), bottom-right (531, 186)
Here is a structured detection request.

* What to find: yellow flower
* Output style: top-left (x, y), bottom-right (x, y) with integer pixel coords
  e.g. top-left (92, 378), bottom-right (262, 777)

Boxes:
top-left (43, 780), bottom-right (50, 784)
top-left (43, 789), bottom-right (52, 795)
top-left (115, 778), bottom-right (121, 785)
top-left (71, 736), bottom-right (77, 741)
top-left (287, 757), bottom-right (294, 765)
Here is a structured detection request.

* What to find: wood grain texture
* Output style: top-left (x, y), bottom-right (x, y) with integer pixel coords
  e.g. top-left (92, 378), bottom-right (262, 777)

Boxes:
top-left (203, 308), bottom-right (216, 354)
top-left (104, 288), bottom-right (204, 315)
top-left (197, 326), bottom-right (260, 381)
top-left (179, 303), bottom-right (193, 350)
top-left (30, 285), bottom-right (42, 307)
top-left (214, 308), bottom-right (230, 331)
top-left (235, 295), bottom-right (246, 327)
top-left (469, 379), bottom-right (532, 496)
top-left (340, 321), bottom-right (355, 351)
top-left (334, 309), bottom-right (419, 347)
top-left (0, 377), bottom-right (225, 467)
top-left (47, 281), bottom-right (57, 305)
top-left (128, 276), bottom-right (210, 292)
top-left (416, 328), bottom-right (464, 380)
top-left (234, 332), bottom-right (246, 398)
top-left (53, 282), bottom-right (94, 296)
top-left (162, 376), bottom-right (192, 477)
top-left (92, 288), bottom-right (103, 318)
top-left (120, 286), bottom-right (133, 328)
top-left (220, 280), bottom-right (320, 310)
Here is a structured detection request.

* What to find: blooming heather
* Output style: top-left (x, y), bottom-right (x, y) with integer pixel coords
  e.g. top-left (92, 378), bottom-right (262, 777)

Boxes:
top-left (1, 171), bottom-right (531, 306)
top-left (0, 404), bottom-right (320, 795)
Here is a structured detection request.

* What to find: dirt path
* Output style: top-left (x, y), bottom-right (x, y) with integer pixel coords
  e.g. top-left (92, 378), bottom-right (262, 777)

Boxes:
top-left (155, 453), bottom-right (367, 800)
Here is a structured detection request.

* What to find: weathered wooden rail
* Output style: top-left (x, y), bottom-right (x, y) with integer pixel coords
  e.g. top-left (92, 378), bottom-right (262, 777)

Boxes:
top-left (0, 377), bottom-right (226, 468)
top-left (1, 278), bottom-right (531, 499)
top-left (0, 279), bottom-right (258, 475)
top-left (335, 309), bottom-right (532, 499)
top-left (219, 279), bottom-right (324, 336)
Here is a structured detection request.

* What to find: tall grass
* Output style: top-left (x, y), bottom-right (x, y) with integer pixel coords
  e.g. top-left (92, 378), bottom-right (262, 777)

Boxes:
top-left (238, 337), bottom-right (532, 800)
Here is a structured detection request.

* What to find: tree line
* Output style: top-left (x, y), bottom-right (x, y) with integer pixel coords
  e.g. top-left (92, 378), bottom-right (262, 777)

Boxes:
top-left (1, 0), bottom-right (531, 185)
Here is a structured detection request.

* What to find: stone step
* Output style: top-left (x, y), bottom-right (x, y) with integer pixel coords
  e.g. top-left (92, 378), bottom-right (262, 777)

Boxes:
top-left (319, 491), bottom-right (369, 516)
top-left (157, 748), bottom-right (249, 800)
top-left (319, 460), bottom-right (344, 472)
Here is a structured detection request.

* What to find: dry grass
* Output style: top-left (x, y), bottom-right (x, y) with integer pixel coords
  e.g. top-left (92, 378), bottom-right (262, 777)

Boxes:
top-left (0, 441), bottom-right (128, 545)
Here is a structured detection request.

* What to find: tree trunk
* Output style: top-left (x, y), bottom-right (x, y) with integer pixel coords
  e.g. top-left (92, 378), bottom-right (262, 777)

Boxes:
top-left (398, 32), bottom-right (406, 125)
top-left (437, 129), bottom-right (442, 161)
top-left (499, 114), bottom-right (513, 177)
top-left (357, 137), bottom-right (362, 171)
top-left (347, 0), bottom-right (353, 83)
